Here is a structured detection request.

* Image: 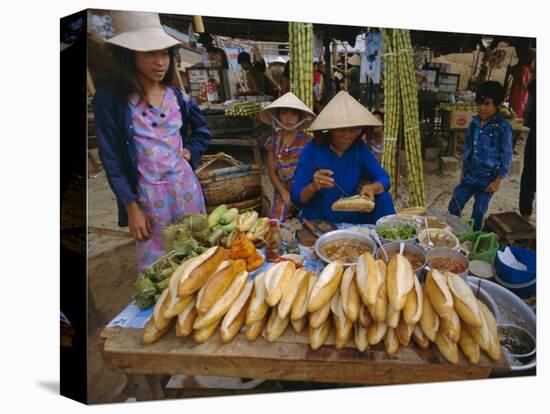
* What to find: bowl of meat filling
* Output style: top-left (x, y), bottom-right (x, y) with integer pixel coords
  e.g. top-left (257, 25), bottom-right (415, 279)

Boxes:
top-left (315, 230), bottom-right (377, 267)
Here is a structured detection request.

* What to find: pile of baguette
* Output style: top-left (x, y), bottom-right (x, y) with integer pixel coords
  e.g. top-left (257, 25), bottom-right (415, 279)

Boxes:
top-left (142, 246), bottom-right (501, 365)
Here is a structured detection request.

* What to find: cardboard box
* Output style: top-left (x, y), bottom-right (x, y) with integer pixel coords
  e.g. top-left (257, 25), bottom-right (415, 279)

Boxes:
top-left (449, 110), bottom-right (475, 129)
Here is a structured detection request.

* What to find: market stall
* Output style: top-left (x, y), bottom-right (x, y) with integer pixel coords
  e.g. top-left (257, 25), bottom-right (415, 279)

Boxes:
top-left (99, 204), bottom-right (536, 400)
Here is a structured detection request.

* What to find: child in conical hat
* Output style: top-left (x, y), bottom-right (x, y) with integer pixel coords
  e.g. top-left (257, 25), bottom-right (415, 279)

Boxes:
top-left (258, 93), bottom-right (316, 221)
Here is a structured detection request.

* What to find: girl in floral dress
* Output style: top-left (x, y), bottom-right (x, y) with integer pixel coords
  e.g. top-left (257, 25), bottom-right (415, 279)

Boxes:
top-left (94, 11), bottom-right (211, 271)
top-left (258, 93), bottom-right (316, 221)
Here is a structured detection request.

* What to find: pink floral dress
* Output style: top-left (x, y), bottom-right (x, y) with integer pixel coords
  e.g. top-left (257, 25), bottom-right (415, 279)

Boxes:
top-left (129, 87), bottom-right (205, 271)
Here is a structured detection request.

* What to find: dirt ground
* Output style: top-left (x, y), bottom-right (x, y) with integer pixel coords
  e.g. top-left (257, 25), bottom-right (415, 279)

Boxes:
top-left (86, 136), bottom-right (535, 403)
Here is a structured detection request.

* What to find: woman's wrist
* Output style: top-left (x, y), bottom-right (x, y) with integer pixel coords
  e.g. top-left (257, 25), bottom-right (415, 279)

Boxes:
top-left (125, 200), bottom-right (140, 215)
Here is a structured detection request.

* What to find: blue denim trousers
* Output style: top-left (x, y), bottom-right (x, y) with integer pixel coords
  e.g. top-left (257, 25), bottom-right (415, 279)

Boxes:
top-left (448, 168), bottom-right (497, 231)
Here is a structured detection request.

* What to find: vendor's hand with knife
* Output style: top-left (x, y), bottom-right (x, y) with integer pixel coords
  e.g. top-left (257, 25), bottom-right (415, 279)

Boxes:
top-left (359, 182), bottom-right (385, 212)
top-left (312, 169), bottom-right (335, 191)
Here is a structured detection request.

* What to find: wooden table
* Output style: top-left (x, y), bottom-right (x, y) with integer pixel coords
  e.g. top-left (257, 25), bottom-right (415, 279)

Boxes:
top-left (100, 326), bottom-right (508, 400)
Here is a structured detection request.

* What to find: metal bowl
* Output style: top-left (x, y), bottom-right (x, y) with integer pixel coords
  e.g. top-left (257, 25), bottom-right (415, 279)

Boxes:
top-left (418, 228), bottom-right (460, 251)
top-left (425, 247), bottom-right (470, 280)
top-left (314, 230), bottom-right (377, 267)
top-left (376, 241), bottom-right (426, 277)
top-left (497, 323), bottom-right (536, 364)
top-left (374, 221), bottom-right (418, 244)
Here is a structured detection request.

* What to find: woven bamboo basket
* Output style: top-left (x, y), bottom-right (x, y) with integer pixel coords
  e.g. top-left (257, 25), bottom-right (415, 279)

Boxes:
top-left (196, 152), bottom-right (262, 207)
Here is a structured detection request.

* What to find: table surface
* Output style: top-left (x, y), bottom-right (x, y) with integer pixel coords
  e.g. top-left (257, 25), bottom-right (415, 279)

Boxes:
top-left (101, 325), bottom-right (508, 386)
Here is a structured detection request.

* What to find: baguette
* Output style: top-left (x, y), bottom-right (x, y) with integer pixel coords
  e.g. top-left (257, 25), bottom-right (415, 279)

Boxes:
top-left (356, 252), bottom-right (380, 307)
top-left (403, 273), bottom-right (423, 325)
top-left (369, 260), bottom-right (388, 323)
top-left (153, 288), bottom-right (174, 330)
top-left (193, 270), bottom-right (249, 330)
top-left (163, 293), bottom-right (194, 319)
top-left (434, 331), bottom-right (459, 364)
top-left (165, 254), bottom-right (198, 316)
top-left (367, 321), bottom-right (388, 345)
top-left (384, 327), bottom-right (400, 355)
top-left (358, 303), bottom-right (373, 329)
top-left (387, 253), bottom-right (414, 312)
top-left (458, 327), bottom-right (480, 364)
top-left (196, 260), bottom-right (241, 314)
top-left (420, 285), bottom-right (440, 342)
top-left (221, 298), bottom-right (250, 343)
top-left (478, 300), bottom-right (501, 361)
top-left (291, 271), bottom-right (315, 321)
top-left (396, 317), bottom-right (415, 347)
top-left (386, 301), bottom-right (400, 328)
top-left (354, 322), bottom-right (369, 352)
top-left (245, 271), bottom-right (269, 326)
top-left (331, 291), bottom-right (353, 349)
top-left (440, 308), bottom-right (461, 343)
top-left (193, 318), bottom-right (221, 343)
top-left (245, 312), bottom-right (268, 341)
top-left (412, 325), bottom-right (430, 349)
top-left (464, 300), bottom-right (491, 350)
top-left (291, 316), bottom-right (307, 333)
top-left (178, 246), bottom-right (229, 297)
top-left (142, 315), bottom-right (174, 345)
top-left (340, 265), bottom-right (361, 322)
top-left (446, 272), bottom-right (482, 328)
top-left (425, 269), bottom-right (454, 321)
top-left (220, 280), bottom-right (254, 343)
top-left (264, 261), bottom-right (296, 307)
top-left (278, 268), bottom-right (308, 319)
top-left (309, 320), bottom-right (331, 351)
top-left (307, 262), bottom-right (344, 312)
top-left (331, 195), bottom-right (375, 212)
top-left (265, 309), bottom-right (290, 342)
top-left (176, 297), bottom-right (198, 338)
top-left (309, 299), bottom-right (331, 328)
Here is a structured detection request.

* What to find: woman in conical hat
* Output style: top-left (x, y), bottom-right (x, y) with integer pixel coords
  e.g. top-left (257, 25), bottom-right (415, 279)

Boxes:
top-left (259, 92), bottom-right (316, 221)
top-left (290, 91), bottom-right (396, 224)
top-left (93, 11), bottom-right (212, 271)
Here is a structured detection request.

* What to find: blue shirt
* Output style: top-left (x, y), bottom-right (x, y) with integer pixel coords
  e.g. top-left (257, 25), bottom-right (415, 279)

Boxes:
top-left (462, 113), bottom-right (512, 178)
top-left (290, 138), bottom-right (391, 224)
top-left (93, 85), bottom-right (212, 227)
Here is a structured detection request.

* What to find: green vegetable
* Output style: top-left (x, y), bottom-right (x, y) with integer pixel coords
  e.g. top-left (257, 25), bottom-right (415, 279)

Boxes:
top-left (220, 220), bottom-right (237, 235)
top-left (135, 276), bottom-right (156, 297)
top-left (376, 223), bottom-right (416, 241)
top-left (208, 204), bottom-right (228, 228)
top-left (220, 208), bottom-right (239, 225)
top-left (192, 227), bottom-right (212, 245)
top-left (207, 227), bottom-right (225, 246)
top-left (155, 278), bottom-right (170, 291)
top-left (135, 294), bottom-right (156, 309)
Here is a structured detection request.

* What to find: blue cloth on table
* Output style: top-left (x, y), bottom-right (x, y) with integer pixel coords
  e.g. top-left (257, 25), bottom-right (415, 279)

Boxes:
top-left (290, 139), bottom-right (395, 224)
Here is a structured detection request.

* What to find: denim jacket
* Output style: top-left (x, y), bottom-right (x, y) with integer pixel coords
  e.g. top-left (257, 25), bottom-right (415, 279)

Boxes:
top-left (462, 112), bottom-right (512, 178)
top-left (93, 85), bottom-right (212, 227)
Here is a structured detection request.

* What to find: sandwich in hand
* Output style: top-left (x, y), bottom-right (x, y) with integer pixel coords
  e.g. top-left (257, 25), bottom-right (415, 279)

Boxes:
top-left (332, 195), bottom-right (375, 212)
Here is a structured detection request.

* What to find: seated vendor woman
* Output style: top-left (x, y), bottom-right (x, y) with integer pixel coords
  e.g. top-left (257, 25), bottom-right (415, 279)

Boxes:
top-left (291, 91), bottom-right (396, 224)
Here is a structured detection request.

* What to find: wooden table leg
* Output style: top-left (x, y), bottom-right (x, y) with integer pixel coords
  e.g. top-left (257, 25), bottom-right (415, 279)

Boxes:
top-left (126, 374), bottom-right (165, 401)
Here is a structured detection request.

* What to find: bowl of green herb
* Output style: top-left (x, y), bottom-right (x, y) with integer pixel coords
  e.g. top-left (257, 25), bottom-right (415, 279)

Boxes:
top-left (375, 222), bottom-right (417, 244)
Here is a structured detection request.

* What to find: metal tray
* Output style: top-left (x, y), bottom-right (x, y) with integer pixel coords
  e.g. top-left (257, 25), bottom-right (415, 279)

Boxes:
top-left (467, 276), bottom-right (536, 372)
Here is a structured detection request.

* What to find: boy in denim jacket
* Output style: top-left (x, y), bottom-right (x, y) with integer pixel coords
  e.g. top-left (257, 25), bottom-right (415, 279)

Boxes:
top-left (448, 81), bottom-right (513, 231)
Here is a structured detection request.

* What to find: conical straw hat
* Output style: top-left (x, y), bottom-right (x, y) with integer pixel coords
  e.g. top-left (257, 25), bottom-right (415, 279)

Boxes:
top-left (348, 54), bottom-right (362, 66)
top-left (258, 92), bottom-right (316, 128)
top-left (309, 91), bottom-right (382, 131)
top-left (106, 11), bottom-right (181, 52)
